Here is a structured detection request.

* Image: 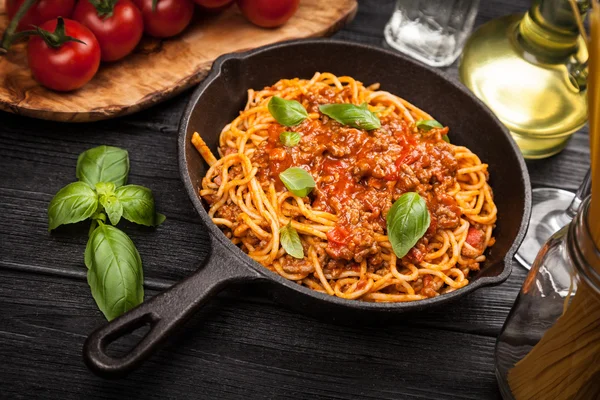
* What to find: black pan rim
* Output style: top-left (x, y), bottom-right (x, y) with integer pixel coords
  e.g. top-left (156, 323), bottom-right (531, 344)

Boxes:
top-left (178, 38), bottom-right (532, 312)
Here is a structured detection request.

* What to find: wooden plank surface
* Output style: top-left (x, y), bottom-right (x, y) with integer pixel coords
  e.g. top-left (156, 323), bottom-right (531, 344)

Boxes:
top-left (0, 0), bottom-right (589, 398)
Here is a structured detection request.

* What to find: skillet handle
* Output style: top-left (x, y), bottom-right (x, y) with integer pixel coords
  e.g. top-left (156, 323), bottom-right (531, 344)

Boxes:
top-left (82, 242), bottom-right (264, 379)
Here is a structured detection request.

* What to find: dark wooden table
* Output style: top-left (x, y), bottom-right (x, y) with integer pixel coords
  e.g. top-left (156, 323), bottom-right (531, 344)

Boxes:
top-left (0, 1), bottom-right (589, 398)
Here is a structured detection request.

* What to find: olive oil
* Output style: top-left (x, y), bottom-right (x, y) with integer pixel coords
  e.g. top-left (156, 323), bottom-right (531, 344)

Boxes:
top-left (459, 0), bottom-right (588, 159)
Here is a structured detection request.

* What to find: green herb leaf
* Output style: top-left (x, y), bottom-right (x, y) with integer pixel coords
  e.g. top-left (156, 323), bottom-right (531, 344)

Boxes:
top-left (279, 167), bottom-right (315, 197)
top-left (154, 212), bottom-right (166, 226)
top-left (416, 119), bottom-right (444, 131)
top-left (442, 134), bottom-right (450, 143)
top-left (85, 224), bottom-right (144, 321)
top-left (95, 182), bottom-right (122, 225)
top-left (102, 196), bottom-right (123, 225)
top-left (279, 131), bottom-right (301, 147)
top-left (115, 185), bottom-right (162, 227)
top-left (48, 182), bottom-right (99, 231)
top-left (95, 181), bottom-right (116, 196)
top-left (280, 223), bottom-right (304, 259)
top-left (319, 103), bottom-right (381, 130)
top-left (386, 192), bottom-right (431, 258)
top-left (76, 146), bottom-right (129, 188)
top-left (268, 96), bottom-right (308, 127)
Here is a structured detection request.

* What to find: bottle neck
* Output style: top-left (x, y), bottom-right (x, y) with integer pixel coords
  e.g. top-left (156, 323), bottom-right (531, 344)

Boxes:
top-left (567, 196), bottom-right (600, 296)
top-left (518, 0), bottom-right (588, 60)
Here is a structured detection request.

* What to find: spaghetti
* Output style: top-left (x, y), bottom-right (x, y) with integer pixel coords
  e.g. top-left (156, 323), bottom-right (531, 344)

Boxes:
top-left (193, 73), bottom-right (497, 302)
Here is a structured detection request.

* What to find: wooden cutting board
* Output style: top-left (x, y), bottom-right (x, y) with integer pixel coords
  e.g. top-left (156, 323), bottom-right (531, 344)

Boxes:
top-left (0, 0), bottom-right (357, 122)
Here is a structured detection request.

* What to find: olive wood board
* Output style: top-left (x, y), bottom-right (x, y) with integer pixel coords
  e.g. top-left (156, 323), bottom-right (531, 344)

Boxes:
top-left (0, 0), bottom-right (357, 122)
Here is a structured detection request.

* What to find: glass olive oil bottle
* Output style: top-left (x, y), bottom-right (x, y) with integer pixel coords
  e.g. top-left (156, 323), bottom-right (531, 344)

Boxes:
top-left (459, 0), bottom-right (589, 159)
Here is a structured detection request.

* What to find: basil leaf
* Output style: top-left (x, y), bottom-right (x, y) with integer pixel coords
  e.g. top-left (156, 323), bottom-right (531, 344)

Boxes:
top-left (386, 192), bottom-right (431, 258)
top-left (279, 131), bottom-right (301, 147)
top-left (95, 181), bottom-right (116, 196)
top-left (95, 182), bottom-right (121, 225)
top-left (48, 181), bottom-right (99, 231)
top-left (154, 212), bottom-right (166, 226)
top-left (279, 167), bottom-right (315, 197)
top-left (319, 103), bottom-right (381, 130)
top-left (85, 224), bottom-right (143, 321)
top-left (442, 134), bottom-right (450, 143)
top-left (280, 223), bottom-right (304, 259)
top-left (76, 146), bottom-right (129, 188)
top-left (268, 96), bottom-right (308, 127)
top-left (416, 119), bottom-right (444, 131)
top-left (102, 196), bottom-right (123, 226)
top-left (115, 185), bottom-right (162, 227)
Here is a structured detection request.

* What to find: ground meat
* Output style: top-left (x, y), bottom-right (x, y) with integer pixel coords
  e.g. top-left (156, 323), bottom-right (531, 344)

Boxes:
top-left (281, 256), bottom-right (314, 274)
top-left (215, 204), bottom-right (242, 222)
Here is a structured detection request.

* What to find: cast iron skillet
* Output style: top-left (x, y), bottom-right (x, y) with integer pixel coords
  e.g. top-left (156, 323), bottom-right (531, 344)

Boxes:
top-left (83, 39), bottom-right (532, 378)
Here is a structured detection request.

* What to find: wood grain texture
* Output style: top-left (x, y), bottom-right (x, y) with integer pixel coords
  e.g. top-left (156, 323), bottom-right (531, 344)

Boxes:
top-left (0, 0), bottom-right (591, 399)
top-left (0, 0), bottom-right (357, 122)
top-left (0, 269), bottom-right (503, 400)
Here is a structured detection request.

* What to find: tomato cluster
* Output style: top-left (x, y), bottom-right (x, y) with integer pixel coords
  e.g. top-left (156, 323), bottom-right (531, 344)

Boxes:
top-left (4, 0), bottom-right (300, 91)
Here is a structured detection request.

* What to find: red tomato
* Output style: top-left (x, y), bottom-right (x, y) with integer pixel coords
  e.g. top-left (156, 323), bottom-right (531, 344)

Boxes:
top-left (193, 0), bottom-right (233, 9)
top-left (134, 0), bottom-right (194, 38)
top-left (466, 227), bottom-right (485, 249)
top-left (73, 0), bottom-right (144, 61)
top-left (236, 0), bottom-right (299, 28)
top-left (327, 226), bottom-right (350, 246)
top-left (6, 0), bottom-right (75, 32)
top-left (28, 18), bottom-right (101, 91)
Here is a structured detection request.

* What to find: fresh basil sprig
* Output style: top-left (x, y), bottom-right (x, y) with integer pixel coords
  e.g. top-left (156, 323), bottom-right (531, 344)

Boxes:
top-left (279, 167), bottom-right (315, 197)
top-left (386, 192), bottom-right (430, 258)
top-left (268, 96), bottom-right (308, 127)
top-left (319, 102), bottom-right (381, 130)
top-left (279, 131), bottom-right (301, 147)
top-left (280, 223), bottom-right (304, 259)
top-left (48, 145), bottom-right (165, 321)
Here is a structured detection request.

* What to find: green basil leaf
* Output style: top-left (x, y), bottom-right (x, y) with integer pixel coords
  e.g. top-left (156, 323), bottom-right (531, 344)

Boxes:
top-left (386, 192), bottom-right (431, 258)
top-left (101, 196), bottom-right (123, 226)
top-left (154, 212), bottom-right (166, 226)
top-left (76, 146), bottom-right (129, 188)
top-left (115, 185), bottom-right (160, 227)
top-left (319, 103), bottom-right (381, 130)
top-left (280, 223), bottom-right (304, 259)
top-left (85, 224), bottom-right (143, 321)
top-left (279, 131), bottom-right (301, 147)
top-left (268, 96), bottom-right (308, 127)
top-left (95, 181), bottom-right (116, 196)
top-left (279, 167), bottom-right (315, 197)
top-left (442, 134), bottom-right (450, 143)
top-left (48, 181), bottom-right (99, 231)
top-left (416, 119), bottom-right (444, 131)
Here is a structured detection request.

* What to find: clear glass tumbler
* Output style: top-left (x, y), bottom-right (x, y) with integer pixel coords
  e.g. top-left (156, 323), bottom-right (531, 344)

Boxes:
top-left (384, 0), bottom-right (480, 67)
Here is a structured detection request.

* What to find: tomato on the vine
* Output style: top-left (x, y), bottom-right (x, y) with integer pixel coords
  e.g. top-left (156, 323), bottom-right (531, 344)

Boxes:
top-left (6, 0), bottom-right (75, 32)
top-left (73, 0), bottom-right (144, 61)
top-left (236, 0), bottom-right (299, 28)
top-left (28, 18), bottom-right (101, 91)
top-left (134, 0), bottom-right (194, 38)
